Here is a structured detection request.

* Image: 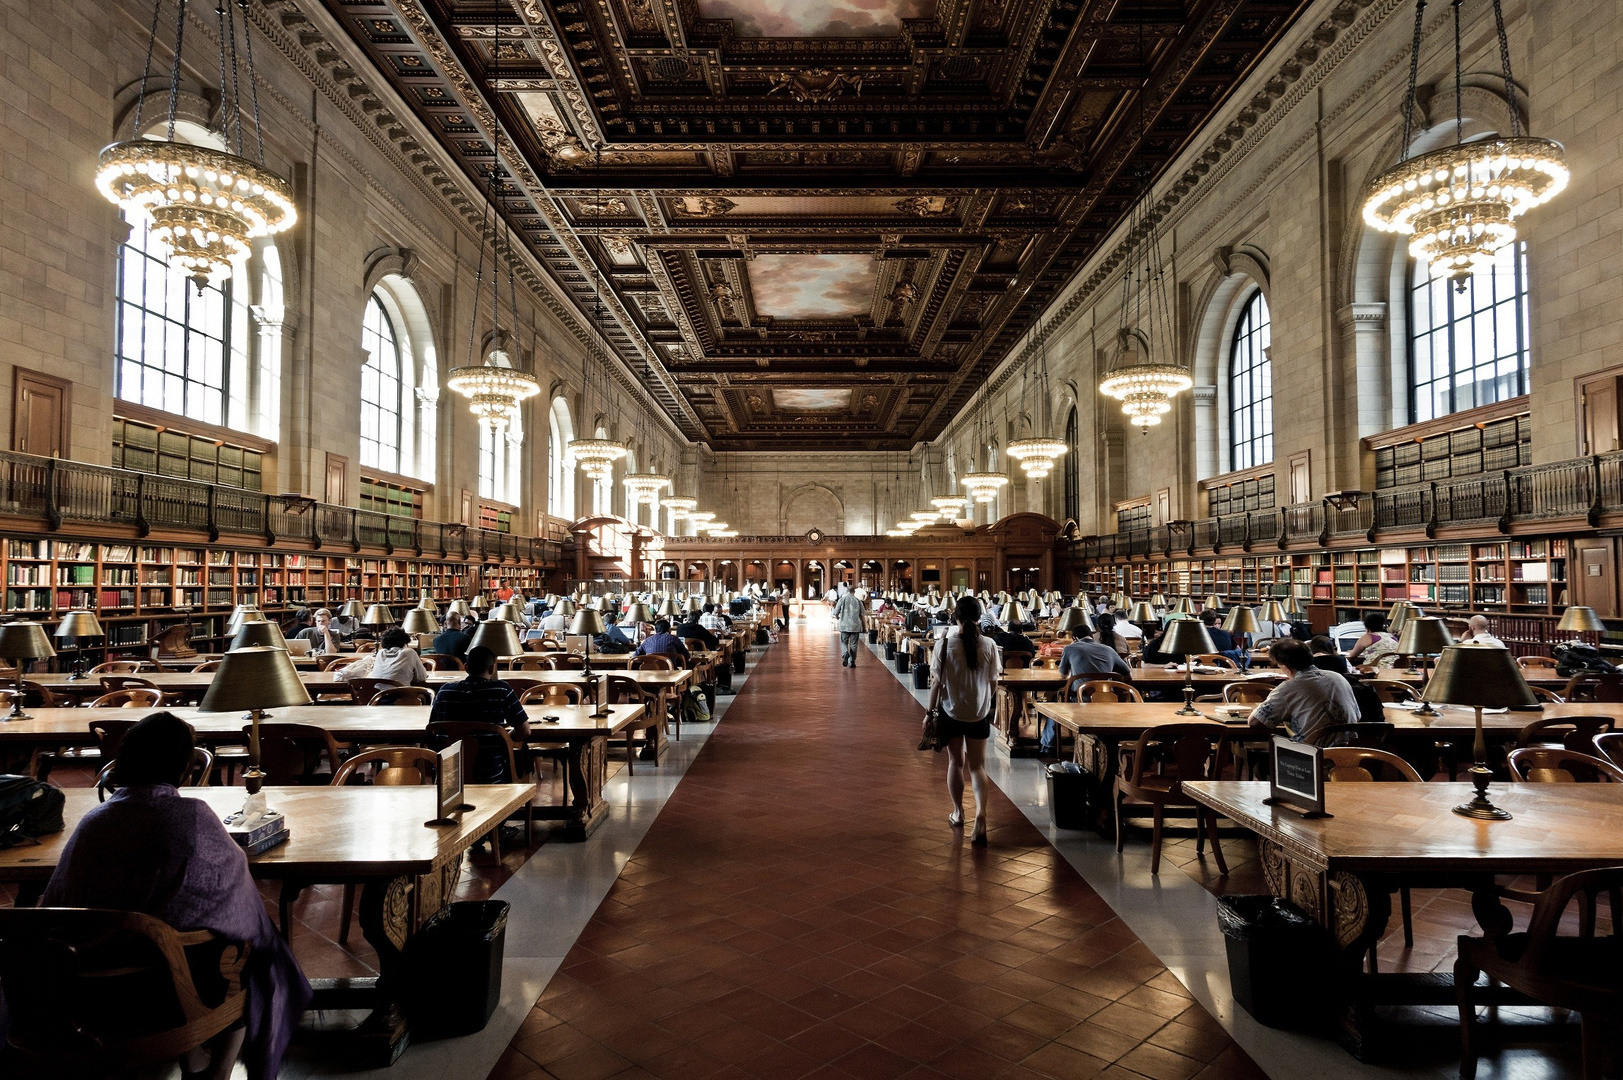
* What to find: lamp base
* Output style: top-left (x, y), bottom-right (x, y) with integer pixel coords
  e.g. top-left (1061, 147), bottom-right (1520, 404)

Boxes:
top-left (1452, 765), bottom-right (1512, 821)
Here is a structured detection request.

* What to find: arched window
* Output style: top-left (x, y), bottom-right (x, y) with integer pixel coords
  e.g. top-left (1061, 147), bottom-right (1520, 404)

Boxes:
top-left (1409, 242), bottom-right (1530, 422)
top-left (359, 295), bottom-right (404, 473)
top-left (477, 409), bottom-right (523, 504)
top-left (1228, 291), bottom-right (1272, 470)
top-left (547, 397), bottom-right (574, 519)
top-left (1063, 406), bottom-right (1080, 522)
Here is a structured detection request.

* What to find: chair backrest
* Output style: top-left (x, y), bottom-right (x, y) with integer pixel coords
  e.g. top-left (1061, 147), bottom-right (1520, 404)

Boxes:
top-left (87, 718), bottom-right (138, 756)
top-left (1124, 723), bottom-right (1229, 789)
top-left (1223, 681), bottom-right (1274, 704)
top-left (1001, 651), bottom-right (1035, 670)
top-left (97, 747), bottom-right (213, 798)
top-left (1066, 677), bottom-right (1141, 703)
top-left (317, 654), bottom-right (352, 671)
top-left (519, 684), bottom-right (581, 706)
top-left (547, 655), bottom-right (586, 670)
top-left (87, 660), bottom-right (151, 675)
top-left (424, 653), bottom-right (463, 671)
top-left (331, 746), bottom-right (438, 786)
top-left (426, 720), bottom-right (518, 785)
top-left (250, 722), bottom-right (343, 785)
top-left (0, 908), bottom-right (248, 1070)
top-left (511, 654), bottom-right (551, 671)
top-left (1517, 654), bottom-right (1560, 670)
top-left (98, 675), bottom-right (158, 696)
top-left (367, 685), bottom-right (434, 706)
top-left (1321, 746), bottom-right (1423, 782)
top-left (1033, 656), bottom-right (1061, 670)
top-left (630, 654), bottom-right (675, 671)
top-left (1365, 680), bottom-right (1418, 703)
top-left (348, 677), bottom-right (402, 705)
top-left (1516, 867), bottom-right (1623, 972)
top-left (1312, 722), bottom-right (1396, 750)
top-left (1529, 685), bottom-right (1566, 705)
top-left (353, 640), bottom-right (379, 654)
top-left (1596, 731), bottom-right (1623, 770)
top-left (190, 660), bottom-right (222, 673)
top-left (1515, 716), bottom-right (1615, 756)
top-left (1563, 671), bottom-right (1623, 703)
top-left (605, 675), bottom-right (645, 705)
top-left (1194, 654), bottom-right (1239, 669)
top-left (1506, 747), bottom-right (1623, 783)
top-left (88, 688), bottom-right (166, 709)
top-left (419, 656), bottom-right (438, 671)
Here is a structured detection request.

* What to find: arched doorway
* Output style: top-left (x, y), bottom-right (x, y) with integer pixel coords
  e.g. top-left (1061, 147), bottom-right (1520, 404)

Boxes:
top-left (715, 561), bottom-right (739, 589)
top-left (744, 560), bottom-right (767, 586)
top-left (656, 560), bottom-right (679, 581)
top-left (803, 561), bottom-right (825, 599)
top-left (859, 560), bottom-right (883, 590)
top-left (685, 561), bottom-right (708, 582)
top-left (831, 559), bottom-right (855, 590)
top-left (772, 560), bottom-right (796, 592)
top-left (892, 560), bottom-right (913, 594)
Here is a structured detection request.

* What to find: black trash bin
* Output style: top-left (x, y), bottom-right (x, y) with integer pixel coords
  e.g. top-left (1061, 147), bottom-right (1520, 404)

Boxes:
top-left (884, 640), bottom-right (897, 660)
top-left (1045, 763), bottom-right (1092, 830)
top-left (1216, 896), bottom-right (1333, 1028)
top-left (895, 649), bottom-right (911, 674)
top-left (912, 660), bottom-right (930, 690)
top-left (867, 628), bottom-right (879, 644)
top-left (402, 900), bottom-right (510, 1036)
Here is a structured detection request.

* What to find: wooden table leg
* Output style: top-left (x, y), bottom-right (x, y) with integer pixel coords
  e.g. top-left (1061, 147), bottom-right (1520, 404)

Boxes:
top-left (537, 734), bottom-right (609, 841)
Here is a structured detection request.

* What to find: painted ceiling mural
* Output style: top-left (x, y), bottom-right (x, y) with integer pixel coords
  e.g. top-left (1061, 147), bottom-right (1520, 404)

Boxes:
top-left (313, 0), bottom-right (1329, 450)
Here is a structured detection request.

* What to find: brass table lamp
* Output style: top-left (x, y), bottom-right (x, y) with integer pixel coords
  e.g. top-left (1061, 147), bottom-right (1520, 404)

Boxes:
top-left (1258, 600), bottom-right (1288, 625)
top-left (467, 618), bottom-right (522, 659)
top-left (623, 602), bottom-right (653, 643)
top-left (553, 598), bottom-right (577, 620)
top-left (0, 622), bottom-right (55, 720)
top-left (226, 604), bottom-right (264, 635)
top-left (1127, 601), bottom-right (1158, 624)
top-left (1223, 606), bottom-right (1260, 636)
top-left (402, 608), bottom-right (439, 636)
top-left (569, 608), bottom-right (609, 716)
top-left (229, 621), bottom-right (287, 651)
top-left (1387, 601), bottom-right (1420, 638)
top-left (338, 600), bottom-right (366, 621)
top-left (199, 646), bottom-right (312, 829)
top-left (1422, 644), bottom-right (1537, 821)
top-left (53, 610), bottom-right (104, 680)
top-left (361, 604), bottom-right (395, 631)
top-left (470, 594), bottom-right (488, 611)
top-left (1204, 595), bottom-right (1224, 613)
top-left (1171, 598), bottom-right (1196, 616)
top-left (487, 602), bottom-right (519, 625)
top-left (1557, 605), bottom-right (1604, 636)
top-left (1160, 619), bottom-right (1217, 715)
top-left (1396, 616), bottom-right (1453, 715)
top-left (1004, 601), bottom-right (1030, 625)
top-left (447, 599), bottom-right (472, 618)
top-left (657, 597), bottom-right (681, 619)
top-left (1055, 607), bottom-right (1093, 637)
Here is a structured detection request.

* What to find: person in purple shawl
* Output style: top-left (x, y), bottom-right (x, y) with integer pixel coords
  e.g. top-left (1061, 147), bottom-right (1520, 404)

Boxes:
top-left (39, 713), bottom-right (311, 1079)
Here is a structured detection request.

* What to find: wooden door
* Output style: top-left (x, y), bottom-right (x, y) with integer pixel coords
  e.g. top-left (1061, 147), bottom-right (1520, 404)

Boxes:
top-left (1579, 370), bottom-right (1623, 456)
top-left (1289, 451), bottom-right (1312, 505)
top-left (12, 369), bottom-right (71, 457)
top-left (1573, 539), bottom-right (1617, 618)
top-left (324, 453), bottom-right (347, 505)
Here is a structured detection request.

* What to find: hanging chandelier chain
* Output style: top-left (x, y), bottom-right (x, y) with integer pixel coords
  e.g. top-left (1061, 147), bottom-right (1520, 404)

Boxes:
top-left (131, 0), bottom-right (166, 138)
top-left (214, 2), bottom-right (230, 149)
top-left (1452, 0), bottom-right (1464, 146)
top-left (1399, 0), bottom-right (1427, 163)
top-left (224, 0), bottom-right (245, 156)
top-left (239, 1), bottom-right (266, 161)
top-left (1489, 0), bottom-right (1524, 137)
top-left (166, 0), bottom-right (188, 141)
top-left (464, 198), bottom-right (490, 369)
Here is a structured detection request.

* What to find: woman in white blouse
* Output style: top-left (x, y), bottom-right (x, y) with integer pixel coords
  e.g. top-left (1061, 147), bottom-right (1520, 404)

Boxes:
top-left (926, 595), bottom-right (999, 845)
top-left (338, 628), bottom-right (428, 685)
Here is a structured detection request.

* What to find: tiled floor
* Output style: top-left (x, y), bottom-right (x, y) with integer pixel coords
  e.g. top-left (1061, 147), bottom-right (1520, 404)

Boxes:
top-left (494, 625), bottom-right (1267, 1080)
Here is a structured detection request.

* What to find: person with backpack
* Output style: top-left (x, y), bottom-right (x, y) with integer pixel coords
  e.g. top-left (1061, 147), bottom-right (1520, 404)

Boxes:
top-left (925, 596), bottom-right (999, 846)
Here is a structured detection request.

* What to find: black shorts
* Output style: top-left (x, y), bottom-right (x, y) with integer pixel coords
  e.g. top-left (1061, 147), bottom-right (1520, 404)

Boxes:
top-left (938, 714), bottom-right (991, 741)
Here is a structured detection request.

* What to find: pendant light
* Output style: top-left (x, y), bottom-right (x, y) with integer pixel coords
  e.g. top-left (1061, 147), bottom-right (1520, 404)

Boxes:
top-left (961, 382), bottom-right (1009, 505)
top-left (1007, 318), bottom-right (1067, 478)
top-left (97, 0), bottom-right (296, 290)
top-left (1362, 0), bottom-right (1566, 288)
top-left (566, 149), bottom-right (627, 482)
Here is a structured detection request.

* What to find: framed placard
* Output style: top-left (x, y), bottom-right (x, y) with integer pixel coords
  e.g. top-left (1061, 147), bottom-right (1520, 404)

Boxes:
top-left (1265, 736), bottom-right (1330, 818)
top-left (425, 742), bottom-right (468, 827)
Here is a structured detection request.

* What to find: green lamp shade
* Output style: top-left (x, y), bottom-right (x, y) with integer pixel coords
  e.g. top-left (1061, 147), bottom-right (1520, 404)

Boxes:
top-left (198, 646), bottom-right (311, 712)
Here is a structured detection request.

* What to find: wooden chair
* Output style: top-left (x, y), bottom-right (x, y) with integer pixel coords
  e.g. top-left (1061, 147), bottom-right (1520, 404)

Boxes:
top-left (9, 680), bottom-right (62, 710)
top-left (353, 640), bottom-right (379, 654)
top-left (1455, 867), bottom-right (1623, 1080)
top-left (1516, 654), bottom-right (1561, 671)
top-left (546, 655), bottom-right (586, 670)
top-left (519, 684), bottom-right (582, 706)
top-left (1194, 654), bottom-right (1239, 669)
top-left (0, 908), bottom-right (249, 1075)
top-left (1596, 731), bottom-right (1623, 770)
top-left (1507, 748), bottom-right (1623, 783)
top-left (329, 747), bottom-right (439, 942)
top-left (87, 660), bottom-right (155, 675)
top-left (1321, 746), bottom-right (1422, 965)
top-left (511, 654), bottom-right (552, 671)
top-left (1366, 680), bottom-right (1419, 703)
top-left (367, 685), bottom-right (433, 706)
top-left (317, 654), bottom-right (353, 671)
top-left (1515, 716), bottom-right (1615, 756)
top-left (425, 721), bottom-right (531, 859)
top-left (1223, 681), bottom-right (1274, 705)
top-left (1563, 671), bottom-right (1623, 703)
top-left (96, 747), bottom-right (214, 799)
top-left (1312, 722), bottom-right (1397, 750)
top-left (423, 653), bottom-right (463, 671)
top-left (419, 656), bottom-right (439, 671)
top-left (1529, 685), bottom-right (1566, 705)
top-left (1114, 723), bottom-right (1230, 876)
top-left (1001, 651), bottom-right (1035, 670)
top-left (88, 688), bottom-right (166, 709)
top-left (605, 675), bottom-right (648, 771)
top-left (1066, 677), bottom-right (1142, 703)
top-left (251, 722), bottom-right (342, 786)
top-left (190, 660), bottom-right (222, 673)
top-left (630, 654), bottom-right (676, 671)
top-left (347, 677), bottom-right (402, 705)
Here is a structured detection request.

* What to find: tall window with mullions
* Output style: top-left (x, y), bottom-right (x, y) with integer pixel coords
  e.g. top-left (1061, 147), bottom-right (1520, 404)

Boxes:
top-left (115, 216), bottom-right (234, 426)
top-left (1063, 406), bottom-right (1079, 523)
top-left (1228, 290), bottom-right (1272, 470)
top-left (1409, 242), bottom-right (1531, 423)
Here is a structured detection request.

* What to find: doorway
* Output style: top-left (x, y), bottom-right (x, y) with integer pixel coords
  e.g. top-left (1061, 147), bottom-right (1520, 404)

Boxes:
top-left (1006, 566), bottom-right (1039, 592)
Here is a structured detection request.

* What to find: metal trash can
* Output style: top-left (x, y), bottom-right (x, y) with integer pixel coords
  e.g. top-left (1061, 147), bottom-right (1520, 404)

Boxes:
top-left (402, 900), bottom-right (510, 1036)
top-left (912, 660), bottom-right (930, 690)
top-left (895, 649), bottom-right (911, 674)
top-left (1045, 762), bottom-right (1091, 830)
top-left (867, 628), bottom-right (879, 644)
top-left (884, 641), bottom-right (897, 660)
top-left (1216, 896), bottom-right (1333, 1028)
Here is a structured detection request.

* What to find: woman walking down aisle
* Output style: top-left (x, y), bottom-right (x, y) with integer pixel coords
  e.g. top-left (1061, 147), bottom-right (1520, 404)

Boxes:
top-left (925, 595), bottom-right (998, 846)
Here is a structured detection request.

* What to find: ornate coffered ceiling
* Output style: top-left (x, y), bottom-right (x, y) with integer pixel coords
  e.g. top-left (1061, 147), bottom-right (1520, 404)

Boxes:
top-left (320, 0), bottom-right (1314, 450)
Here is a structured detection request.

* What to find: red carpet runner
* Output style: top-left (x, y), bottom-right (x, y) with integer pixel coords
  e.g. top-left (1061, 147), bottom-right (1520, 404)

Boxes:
top-left (494, 625), bottom-right (1267, 1080)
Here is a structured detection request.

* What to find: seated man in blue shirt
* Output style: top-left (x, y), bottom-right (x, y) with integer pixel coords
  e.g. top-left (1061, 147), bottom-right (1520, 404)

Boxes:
top-left (1200, 609), bottom-right (1247, 668)
top-left (428, 646), bottom-right (530, 781)
top-left (595, 613), bottom-right (634, 653)
top-left (1043, 625), bottom-right (1134, 755)
top-left (634, 619), bottom-right (690, 662)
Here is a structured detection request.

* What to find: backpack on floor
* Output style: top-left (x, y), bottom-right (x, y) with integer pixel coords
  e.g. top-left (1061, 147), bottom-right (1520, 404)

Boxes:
top-left (0, 775), bottom-right (65, 849)
top-left (682, 689), bottom-right (711, 725)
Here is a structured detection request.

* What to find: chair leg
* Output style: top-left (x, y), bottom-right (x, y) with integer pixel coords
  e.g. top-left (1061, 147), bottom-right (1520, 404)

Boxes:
top-left (490, 826), bottom-right (501, 862)
top-left (278, 882), bottom-right (301, 942)
top-left (1150, 805), bottom-right (1164, 875)
top-left (1206, 812), bottom-right (1229, 875)
top-left (626, 732), bottom-right (635, 776)
top-left (1114, 791), bottom-right (1125, 854)
top-left (1455, 956), bottom-right (1479, 1080)
top-left (339, 884), bottom-right (356, 945)
top-left (1401, 886), bottom-right (1414, 948)
top-left (1579, 1012), bottom-right (1603, 1080)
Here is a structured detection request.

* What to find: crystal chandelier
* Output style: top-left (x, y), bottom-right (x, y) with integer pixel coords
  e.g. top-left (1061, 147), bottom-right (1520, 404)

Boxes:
top-left (1361, 0), bottom-right (1567, 287)
top-left (1007, 318), bottom-right (1068, 476)
top-left (660, 495), bottom-right (697, 519)
top-left (910, 510), bottom-right (942, 524)
top-left (962, 473), bottom-right (1009, 504)
top-left (686, 511), bottom-right (715, 528)
top-left (96, 0), bottom-right (296, 289)
top-left (931, 496), bottom-right (968, 519)
top-left (709, 529), bottom-right (739, 539)
top-left (568, 438), bottom-right (627, 481)
top-left (1098, 341), bottom-right (1193, 429)
top-left (623, 473), bottom-right (671, 505)
top-left (448, 27), bottom-right (540, 429)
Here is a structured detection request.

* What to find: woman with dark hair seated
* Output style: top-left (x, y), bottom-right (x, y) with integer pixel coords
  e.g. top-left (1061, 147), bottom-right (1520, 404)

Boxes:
top-left (40, 713), bottom-right (311, 1080)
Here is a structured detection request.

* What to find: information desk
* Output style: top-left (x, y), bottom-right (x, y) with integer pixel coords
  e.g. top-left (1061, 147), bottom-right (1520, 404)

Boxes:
top-left (0, 784), bottom-right (535, 1065)
top-left (0, 702), bottom-right (643, 841)
top-left (1183, 779), bottom-right (1623, 1057)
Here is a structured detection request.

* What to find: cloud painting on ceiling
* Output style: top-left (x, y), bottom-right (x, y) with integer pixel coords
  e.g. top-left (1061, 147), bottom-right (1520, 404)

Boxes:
top-left (748, 254), bottom-right (877, 319)
top-left (773, 389), bottom-right (853, 411)
top-left (695, 0), bottom-right (932, 37)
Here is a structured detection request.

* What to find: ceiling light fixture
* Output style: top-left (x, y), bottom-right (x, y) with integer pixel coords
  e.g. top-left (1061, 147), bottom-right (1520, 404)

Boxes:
top-left (1362, 0), bottom-right (1567, 288)
top-left (96, 0), bottom-right (296, 290)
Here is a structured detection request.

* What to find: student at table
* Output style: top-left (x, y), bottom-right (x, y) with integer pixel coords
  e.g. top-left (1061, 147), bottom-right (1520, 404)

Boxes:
top-left (699, 603), bottom-right (727, 633)
top-left (1201, 609), bottom-right (1246, 667)
top-left (39, 712), bottom-right (311, 1080)
top-left (336, 628), bottom-right (428, 685)
top-left (991, 618), bottom-right (1037, 658)
top-left (1042, 625), bottom-right (1135, 755)
top-left (1347, 612), bottom-right (1398, 667)
top-left (1248, 639), bottom-right (1360, 743)
top-left (595, 613), bottom-right (635, 653)
top-left (429, 646), bottom-right (530, 780)
top-left (432, 612), bottom-right (472, 662)
top-left (539, 607), bottom-right (568, 633)
top-left (1308, 635), bottom-right (1351, 675)
top-left (1112, 613), bottom-right (1144, 655)
top-left (1461, 614), bottom-right (1506, 648)
top-left (294, 607), bottom-right (348, 655)
top-left (635, 619), bottom-right (690, 662)
top-left (676, 610), bottom-right (727, 703)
